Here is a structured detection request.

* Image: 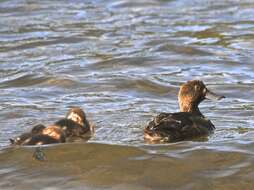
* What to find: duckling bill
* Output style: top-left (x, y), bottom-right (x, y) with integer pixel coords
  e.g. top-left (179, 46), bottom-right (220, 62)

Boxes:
top-left (144, 80), bottom-right (225, 143)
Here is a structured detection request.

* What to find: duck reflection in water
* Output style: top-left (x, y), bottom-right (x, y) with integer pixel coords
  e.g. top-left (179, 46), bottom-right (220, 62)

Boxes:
top-left (144, 80), bottom-right (225, 143)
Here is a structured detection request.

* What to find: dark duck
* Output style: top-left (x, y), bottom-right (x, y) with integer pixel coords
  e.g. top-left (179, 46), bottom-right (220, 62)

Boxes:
top-left (9, 124), bottom-right (45, 145)
top-left (54, 107), bottom-right (94, 140)
top-left (9, 107), bottom-right (93, 145)
top-left (10, 124), bottom-right (65, 145)
top-left (144, 80), bottom-right (225, 142)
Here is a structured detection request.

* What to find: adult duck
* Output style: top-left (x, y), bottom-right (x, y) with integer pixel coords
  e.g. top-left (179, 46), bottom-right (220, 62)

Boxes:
top-left (144, 80), bottom-right (225, 142)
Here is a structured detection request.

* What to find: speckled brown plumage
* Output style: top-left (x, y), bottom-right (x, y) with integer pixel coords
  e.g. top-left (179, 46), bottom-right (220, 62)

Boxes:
top-left (10, 107), bottom-right (93, 146)
top-left (54, 107), bottom-right (94, 140)
top-left (10, 124), bottom-right (65, 145)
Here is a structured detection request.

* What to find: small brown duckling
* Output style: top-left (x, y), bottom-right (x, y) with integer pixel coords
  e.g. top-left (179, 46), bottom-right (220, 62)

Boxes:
top-left (9, 124), bottom-right (46, 145)
top-left (144, 80), bottom-right (225, 143)
top-left (10, 124), bottom-right (65, 145)
top-left (54, 107), bottom-right (94, 139)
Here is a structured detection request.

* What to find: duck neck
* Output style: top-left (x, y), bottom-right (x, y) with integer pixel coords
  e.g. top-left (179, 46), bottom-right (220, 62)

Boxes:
top-left (179, 101), bottom-right (204, 117)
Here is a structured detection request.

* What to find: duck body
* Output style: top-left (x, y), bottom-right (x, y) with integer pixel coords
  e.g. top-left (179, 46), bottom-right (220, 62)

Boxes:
top-left (54, 107), bottom-right (94, 140)
top-left (54, 118), bottom-right (90, 138)
top-left (10, 107), bottom-right (93, 146)
top-left (10, 124), bottom-right (65, 146)
top-left (144, 112), bottom-right (215, 142)
top-left (144, 80), bottom-right (224, 143)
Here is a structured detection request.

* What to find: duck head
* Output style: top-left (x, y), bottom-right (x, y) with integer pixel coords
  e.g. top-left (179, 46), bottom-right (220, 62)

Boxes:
top-left (178, 80), bottom-right (225, 116)
top-left (66, 107), bottom-right (86, 126)
top-left (10, 124), bottom-right (46, 145)
top-left (9, 133), bottom-right (32, 145)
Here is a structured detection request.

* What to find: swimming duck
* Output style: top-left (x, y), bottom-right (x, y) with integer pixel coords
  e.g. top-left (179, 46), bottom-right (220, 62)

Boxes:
top-left (9, 107), bottom-right (93, 145)
top-left (10, 124), bottom-right (65, 145)
top-left (144, 80), bottom-right (225, 142)
top-left (54, 107), bottom-right (94, 139)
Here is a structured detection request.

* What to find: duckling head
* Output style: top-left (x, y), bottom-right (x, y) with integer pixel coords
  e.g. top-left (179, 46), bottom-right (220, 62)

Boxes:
top-left (66, 107), bottom-right (86, 126)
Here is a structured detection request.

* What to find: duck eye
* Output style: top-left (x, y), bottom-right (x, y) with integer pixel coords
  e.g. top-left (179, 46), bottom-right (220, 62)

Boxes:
top-left (194, 85), bottom-right (199, 91)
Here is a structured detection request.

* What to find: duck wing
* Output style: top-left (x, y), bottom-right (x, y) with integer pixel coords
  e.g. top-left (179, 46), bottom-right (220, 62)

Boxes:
top-left (144, 112), bottom-right (215, 142)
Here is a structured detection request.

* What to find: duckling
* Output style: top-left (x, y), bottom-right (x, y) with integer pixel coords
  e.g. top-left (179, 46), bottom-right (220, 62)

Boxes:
top-left (54, 107), bottom-right (94, 139)
top-left (144, 80), bottom-right (225, 142)
top-left (10, 124), bottom-right (65, 145)
top-left (9, 124), bottom-right (46, 145)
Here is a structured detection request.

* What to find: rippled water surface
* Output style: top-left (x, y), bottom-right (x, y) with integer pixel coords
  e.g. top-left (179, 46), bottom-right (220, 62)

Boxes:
top-left (1, 0), bottom-right (254, 189)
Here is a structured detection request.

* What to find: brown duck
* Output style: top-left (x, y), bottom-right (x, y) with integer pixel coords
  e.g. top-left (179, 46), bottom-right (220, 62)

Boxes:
top-left (10, 124), bottom-right (65, 145)
top-left (54, 107), bottom-right (94, 140)
top-left (144, 80), bottom-right (225, 142)
top-left (10, 107), bottom-right (93, 145)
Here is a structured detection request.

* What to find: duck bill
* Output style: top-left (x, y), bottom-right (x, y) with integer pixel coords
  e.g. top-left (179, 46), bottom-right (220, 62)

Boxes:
top-left (205, 90), bottom-right (225, 101)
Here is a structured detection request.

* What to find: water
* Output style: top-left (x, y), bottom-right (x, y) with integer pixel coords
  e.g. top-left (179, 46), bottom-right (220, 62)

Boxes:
top-left (0, 0), bottom-right (254, 189)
